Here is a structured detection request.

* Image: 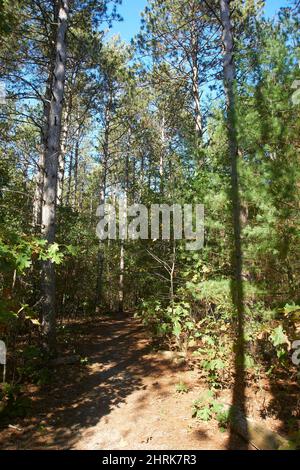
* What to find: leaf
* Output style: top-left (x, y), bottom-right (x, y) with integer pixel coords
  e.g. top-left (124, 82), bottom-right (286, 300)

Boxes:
top-left (196, 407), bottom-right (212, 421)
top-left (15, 253), bottom-right (32, 272)
top-left (25, 317), bottom-right (40, 326)
top-left (211, 401), bottom-right (225, 414)
top-left (269, 325), bottom-right (289, 347)
top-left (172, 321), bottom-right (181, 338)
top-left (47, 243), bottom-right (64, 265)
top-left (202, 335), bottom-right (215, 346)
top-left (210, 358), bottom-right (225, 370)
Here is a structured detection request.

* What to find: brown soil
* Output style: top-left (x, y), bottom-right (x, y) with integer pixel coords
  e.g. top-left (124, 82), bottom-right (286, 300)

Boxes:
top-left (0, 316), bottom-right (292, 450)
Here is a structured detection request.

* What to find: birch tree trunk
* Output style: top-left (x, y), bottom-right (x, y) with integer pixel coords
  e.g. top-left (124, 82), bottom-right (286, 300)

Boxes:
top-left (220, 0), bottom-right (247, 446)
top-left (41, 0), bottom-right (69, 352)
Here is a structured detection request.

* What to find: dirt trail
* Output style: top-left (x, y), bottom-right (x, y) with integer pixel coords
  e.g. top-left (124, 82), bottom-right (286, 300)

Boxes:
top-left (0, 317), bottom-right (245, 450)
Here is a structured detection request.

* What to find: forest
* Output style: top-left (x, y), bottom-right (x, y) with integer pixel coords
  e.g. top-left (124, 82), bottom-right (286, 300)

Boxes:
top-left (0, 0), bottom-right (300, 452)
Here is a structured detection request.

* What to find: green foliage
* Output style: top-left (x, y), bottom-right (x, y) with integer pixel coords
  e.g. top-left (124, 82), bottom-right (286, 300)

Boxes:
top-left (137, 300), bottom-right (196, 349)
top-left (0, 383), bottom-right (31, 418)
top-left (192, 389), bottom-right (231, 430)
top-left (15, 345), bottom-right (51, 386)
top-left (0, 0), bottom-right (299, 431)
top-left (0, 233), bottom-right (75, 274)
top-left (269, 325), bottom-right (289, 362)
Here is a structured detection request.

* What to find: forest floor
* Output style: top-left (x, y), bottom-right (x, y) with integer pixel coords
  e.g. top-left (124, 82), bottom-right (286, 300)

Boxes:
top-left (0, 316), bottom-right (294, 450)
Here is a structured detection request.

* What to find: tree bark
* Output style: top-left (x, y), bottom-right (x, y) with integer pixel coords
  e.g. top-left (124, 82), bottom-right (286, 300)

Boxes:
top-left (95, 88), bottom-right (113, 310)
top-left (73, 133), bottom-right (79, 208)
top-left (57, 102), bottom-right (70, 205)
top-left (220, 0), bottom-right (247, 447)
top-left (41, 0), bottom-right (69, 353)
top-left (118, 240), bottom-right (125, 314)
top-left (190, 3), bottom-right (202, 141)
top-left (33, 68), bottom-right (53, 229)
top-left (33, 151), bottom-right (45, 229)
top-left (191, 49), bottom-right (202, 139)
top-left (160, 115), bottom-right (166, 195)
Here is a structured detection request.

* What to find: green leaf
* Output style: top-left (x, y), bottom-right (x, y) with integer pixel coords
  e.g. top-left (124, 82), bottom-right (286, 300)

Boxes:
top-left (173, 321), bottom-right (181, 338)
top-left (47, 243), bottom-right (64, 265)
top-left (196, 407), bottom-right (212, 421)
top-left (269, 325), bottom-right (289, 347)
top-left (15, 253), bottom-right (32, 272)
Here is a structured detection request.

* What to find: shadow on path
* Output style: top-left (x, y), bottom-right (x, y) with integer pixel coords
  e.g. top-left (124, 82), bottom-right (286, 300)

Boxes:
top-left (0, 317), bottom-right (185, 449)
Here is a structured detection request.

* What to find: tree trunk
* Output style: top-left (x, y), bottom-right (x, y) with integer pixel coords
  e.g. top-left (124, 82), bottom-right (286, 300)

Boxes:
top-left (41, 0), bottom-right (69, 353)
top-left (57, 102), bottom-right (70, 205)
top-left (192, 59), bottom-right (202, 139)
top-left (220, 0), bottom-right (247, 447)
top-left (95, 91), bottom-right (112, 310)
top-left (33, 67), bottom-right (53, 229)
top-left (160, 115), bottom-right (166, 195)
top-left (95, 152), bottom-right (108, 311)
top-left (66, 144), bottom-right (73, 206)
top-left (190, 15), bottom-right (202, 140)
top-left (33, 151), bottom-right (45, 229)
top-left (118, 240), bottom-right (125, 314)
top-left (73, 134), bottom-right (79, 208)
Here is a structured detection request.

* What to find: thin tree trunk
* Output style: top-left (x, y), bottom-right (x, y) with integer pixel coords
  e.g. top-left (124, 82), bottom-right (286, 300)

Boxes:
top-left (33, 68), bottom-right (53, 229)
top-left (139, 150), bottom-right (144, 201)
top-left (118, 240), bottom-right (125, 314)
top-left (95, 173), bottom-right (107, 312)
top-left (79, 161), bottom-right (86, 209)
top-left (57, 102), bottom-right (70, 205)
top-left (95, 90), bottom-right (112, 310)
top-left (190, 17), bottom-right (202, 140)
top-left (66, 144), bottom-right (73, 206)
top-left (118, 143), bottom-right (130, 314)
top-left (192, 60), bottom-right (202, 139)
top-left (220, 0), bottom-right (247, 447)
top-left (170, 241), bottom-right (176, 311)
top-left (73, 135), bottom-right (79, 208)
top-left (41, 0), bottom-right (69, 353)
top-left (160, 115), bottom-right (166, 195)
top-left (33, 151), bottom-right (45, 229)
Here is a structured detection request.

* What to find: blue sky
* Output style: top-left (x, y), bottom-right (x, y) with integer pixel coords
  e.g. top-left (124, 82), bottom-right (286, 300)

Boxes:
top-left (109, 0), bottom-right (291, 43)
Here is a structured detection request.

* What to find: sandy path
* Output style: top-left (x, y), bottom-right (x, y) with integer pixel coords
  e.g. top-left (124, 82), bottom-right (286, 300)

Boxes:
top-left (0, 317), bottom-right (245, 450)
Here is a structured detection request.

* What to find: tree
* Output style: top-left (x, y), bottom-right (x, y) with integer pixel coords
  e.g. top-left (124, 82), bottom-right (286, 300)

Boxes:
top-left (41, 0), bottom-right (69, 352)
top-left (138, 0), bottom-right (220, 149)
